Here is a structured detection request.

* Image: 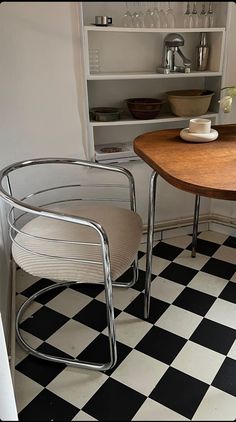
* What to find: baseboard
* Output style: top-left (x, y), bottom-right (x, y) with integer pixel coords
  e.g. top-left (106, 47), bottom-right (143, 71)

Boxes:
top-left (141, 212), bottom-right (236, 243)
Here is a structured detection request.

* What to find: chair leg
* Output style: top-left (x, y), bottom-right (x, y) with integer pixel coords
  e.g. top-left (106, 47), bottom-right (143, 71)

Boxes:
top-left (192, 195), bottom-right (201, 258)
top-left (16, 281), bottom-right (117, 371)
top-left (113, 256), bottom-right (139, 288)
top-left (144, 170), bottom-right (158, 320)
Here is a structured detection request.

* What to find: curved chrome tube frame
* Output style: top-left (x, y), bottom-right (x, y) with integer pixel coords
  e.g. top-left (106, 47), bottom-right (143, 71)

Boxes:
top-left (0, 158), bottom-right (139, 371)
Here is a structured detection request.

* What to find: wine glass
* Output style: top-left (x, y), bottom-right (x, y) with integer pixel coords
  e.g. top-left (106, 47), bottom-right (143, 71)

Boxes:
top-left (144, 2), bottom-right (155, 28)
top-left (205, 2), bottom-right (214, 27)
top-left (200, 2), bottom-right (208, 27)
top-left (159, 2), bottom-right (168, 28)
top-left (191, 2), bottom-right (199, 28)
top-left (166, 2), bottom-right (176, 28)
top-left (184, 1), bottom-right (193, 28)
top-left (122, 2), bottom-right (132, 27)
top-left (153, 2), bottom-right (161, 28)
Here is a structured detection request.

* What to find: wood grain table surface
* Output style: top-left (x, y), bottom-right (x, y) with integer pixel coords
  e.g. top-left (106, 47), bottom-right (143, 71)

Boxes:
top-left (134, 124), bottom-right (236, 200)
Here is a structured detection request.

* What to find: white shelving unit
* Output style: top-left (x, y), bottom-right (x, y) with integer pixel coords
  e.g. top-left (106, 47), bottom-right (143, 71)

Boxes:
top-left (80, 2), bottom-right (229, 163)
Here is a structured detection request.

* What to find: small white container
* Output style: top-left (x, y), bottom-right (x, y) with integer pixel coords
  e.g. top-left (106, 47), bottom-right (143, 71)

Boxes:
top-left (189, 118), bottom-right (211, 134)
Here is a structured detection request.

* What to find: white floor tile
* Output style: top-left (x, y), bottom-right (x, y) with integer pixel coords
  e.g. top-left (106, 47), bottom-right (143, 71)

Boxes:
top-left (46, 288), bottom-right (92, 318)
top-left (47, 366), bottom-right (107, 409)
top-left (111, 349), bottom-right (168, 396)
top-left (198, 230), bottom-right (228, 244)
top-left (132, 398), bottom-right (189, 421)
top-left (47, 320), bottom-right (99, 357)
top-left (72, 410), bottom-right (97, 421)
top-left (16, 294), bottom-right (43, 323)
top-left (206, 298), bottom-right (236, 330)
top-left (138, 255), bottom-right (170, 275)
top-left (213, 244), bottom-right (236, 264)
top-left (103, 312), bottom-right (152, 348)
top-left (155, 305), bottom-right (202, 339)
top-left (15, 330), bottom-right (43, 365)
top-left (192, 386), bottom-right (236, 421)
top-left (172, 341), bottom-right (225, 384)
top-left (174, 250), bottom-right (209, 270)
top-left (227, 339), bottom-right (236, 359)
top-left (162, 235), bottom-right (192, 249)
top-left (188, 272), bottom-right (228, 297)
top-left (14, 371), bottom-right (43, 413)
top-left (150, 277), bottom-right (185, 304)
top-left (96, 287), bottom-right (139, 310)
top-left (16, 269), bottom-right (40, 294)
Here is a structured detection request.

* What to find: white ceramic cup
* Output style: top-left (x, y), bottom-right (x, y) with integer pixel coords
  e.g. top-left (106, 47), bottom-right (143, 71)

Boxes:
top-left (189, 118), bottom-right (211, 134)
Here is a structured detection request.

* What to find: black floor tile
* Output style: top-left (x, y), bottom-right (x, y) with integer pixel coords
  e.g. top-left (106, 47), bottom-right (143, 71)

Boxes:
top-left (16, 343), bottom-right (69, 387)
top-left (190, 318), bottom-right (236, 355)
top-left (152, 242), bottom-right (183, 261)
top-left (186, 238), bottom-right (221, 256)
top-left (72, 299), bottom-right (120, 331)
top-left (18, 388), bottom-right (78, 421)
top-left (19, 306), bottom-right (69, 341)
top-left (70, 283), bottom-right (104, 298)
top-left (124, 293), bottom-right (169, 324)
top-left (83, 377), bottom-right (146, 421)
top-left (201, 258), bottom-right (236, 280)
top-left (20, 278), bottom-right (65, 304)
top-left (212, 357), bottom-right (236, 397)
top-left (223, 236), bottom-right (236, 249)
top-left (159, 262), bottom-right (198, 286)
top-left (150, 367), bottom-right (209, 419)
top-left (77, 333), bottom-right (132, 376)
top-left (173, 287), bottom-right (216, 316)
top-left (219, 281), bottom-right (236, 304)
top-left (135, 326), bottom-right (186, 365)
top-left (115, 267), bottom-right (156, 292)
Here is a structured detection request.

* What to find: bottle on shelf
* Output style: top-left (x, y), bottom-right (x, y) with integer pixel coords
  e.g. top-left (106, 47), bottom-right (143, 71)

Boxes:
top-left (195, 32), bottom-right (209, 71)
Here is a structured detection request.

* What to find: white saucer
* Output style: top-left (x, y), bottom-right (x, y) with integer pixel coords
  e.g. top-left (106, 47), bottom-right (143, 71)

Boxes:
top-left (180, 128), bottom-right (219, 143)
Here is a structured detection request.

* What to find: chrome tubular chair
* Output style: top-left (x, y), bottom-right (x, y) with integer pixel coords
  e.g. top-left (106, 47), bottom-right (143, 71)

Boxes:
top-left (0, 158), bottom-right (143, 371)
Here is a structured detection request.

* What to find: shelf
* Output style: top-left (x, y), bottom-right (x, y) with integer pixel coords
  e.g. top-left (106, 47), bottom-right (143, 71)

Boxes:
top-left (90, 112), bottom-right (218, 127)
top-left (84, 26), bottom-right (225, 33)
top-left (87, 71), bottom-right (222, 80)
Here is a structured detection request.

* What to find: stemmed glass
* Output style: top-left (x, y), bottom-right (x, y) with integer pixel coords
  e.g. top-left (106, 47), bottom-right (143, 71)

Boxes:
top-left (200, 2), bottom-right (208, 27)
top-left (191, 2), bottom-right (199, 28)
top-left (166, 2), bottom-right (176, 28)
top-left (159, 2), bottom-right (168, 28)
top-left (184, 1), bottom-right (193, 28)
top-left (153, 2), bottom-right (161, 28)
top-left (205, 2), bottom-right (214, 27)
top-left (122, 2), bottom-right (132, 27)
top-left (144, 2), bottom-right (155, 28)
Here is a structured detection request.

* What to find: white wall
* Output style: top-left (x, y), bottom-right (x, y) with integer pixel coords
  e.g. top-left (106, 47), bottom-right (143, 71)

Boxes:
top-left (0, 2), bottom-right (86, 337)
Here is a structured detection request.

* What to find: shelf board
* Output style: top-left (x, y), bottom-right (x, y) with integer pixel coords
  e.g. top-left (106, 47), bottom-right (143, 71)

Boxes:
top-left (84, 26), bottom-right (225, 33)
top-left (90, 112), bottom-right (218, 127)
top-left (87, 71), bottom-right (222, 80)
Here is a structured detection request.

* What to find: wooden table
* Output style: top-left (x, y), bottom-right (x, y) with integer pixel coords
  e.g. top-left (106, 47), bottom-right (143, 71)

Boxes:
top-left (133, 124), bottom-right (236, 318)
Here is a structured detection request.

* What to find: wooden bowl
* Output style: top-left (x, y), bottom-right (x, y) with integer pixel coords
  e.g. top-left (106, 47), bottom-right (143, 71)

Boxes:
top-left (126, 98), bottom-right (163, 119)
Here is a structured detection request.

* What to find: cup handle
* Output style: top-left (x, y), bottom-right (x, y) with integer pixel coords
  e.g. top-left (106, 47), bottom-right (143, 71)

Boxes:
top-left (108, 17), bottom-right (112, 24)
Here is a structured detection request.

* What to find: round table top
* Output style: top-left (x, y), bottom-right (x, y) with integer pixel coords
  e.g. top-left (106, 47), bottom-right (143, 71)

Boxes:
top-left (134, 124), bottom-right (236, 200)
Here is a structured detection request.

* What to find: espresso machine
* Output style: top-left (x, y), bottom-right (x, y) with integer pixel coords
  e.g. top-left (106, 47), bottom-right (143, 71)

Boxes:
top-left (157, 33), bottom-right (191, 74)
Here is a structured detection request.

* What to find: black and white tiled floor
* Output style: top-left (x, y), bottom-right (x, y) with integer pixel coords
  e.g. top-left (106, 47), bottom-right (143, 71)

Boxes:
top-left (14, 230), bottom-right (236, 421)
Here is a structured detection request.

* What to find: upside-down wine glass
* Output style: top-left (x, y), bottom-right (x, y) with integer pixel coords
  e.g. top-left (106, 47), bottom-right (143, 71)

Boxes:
top-left (166, 2), bottom-right (176, 28)
top-left (122, 2), bottom-right (132, 27)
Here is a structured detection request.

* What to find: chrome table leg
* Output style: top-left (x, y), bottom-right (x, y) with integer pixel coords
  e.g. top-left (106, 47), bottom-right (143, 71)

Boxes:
top-left (192, 195), bottom-right (201, 258)
top-left (144, 170), bottom-right (158, 319)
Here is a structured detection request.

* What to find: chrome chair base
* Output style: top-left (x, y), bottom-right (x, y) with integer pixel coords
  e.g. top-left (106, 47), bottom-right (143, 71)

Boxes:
top-left (16, 262), bottom-right (138, 371)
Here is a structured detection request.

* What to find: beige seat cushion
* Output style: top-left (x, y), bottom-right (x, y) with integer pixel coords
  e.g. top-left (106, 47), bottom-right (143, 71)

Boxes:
top-left (12, 204), bottom-right (143, 283)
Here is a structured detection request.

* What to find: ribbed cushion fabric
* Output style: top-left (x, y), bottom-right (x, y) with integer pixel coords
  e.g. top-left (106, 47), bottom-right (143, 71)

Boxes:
top-left (12, 204), bottom-right (143, 283)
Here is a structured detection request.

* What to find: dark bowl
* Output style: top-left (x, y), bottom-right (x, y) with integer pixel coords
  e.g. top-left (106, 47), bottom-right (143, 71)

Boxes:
top-left (90, 107), bottom-right (122, 122)
top-left (126, 98), bottom-right (163, 119)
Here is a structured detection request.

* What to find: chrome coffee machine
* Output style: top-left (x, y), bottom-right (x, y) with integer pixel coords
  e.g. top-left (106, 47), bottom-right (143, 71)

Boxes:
top-left (157, 33), bottom-right (191, 74)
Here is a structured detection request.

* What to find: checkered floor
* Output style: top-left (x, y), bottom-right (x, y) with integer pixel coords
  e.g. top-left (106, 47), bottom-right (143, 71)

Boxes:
top-left (14, 230), bottom-right (236, 421)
